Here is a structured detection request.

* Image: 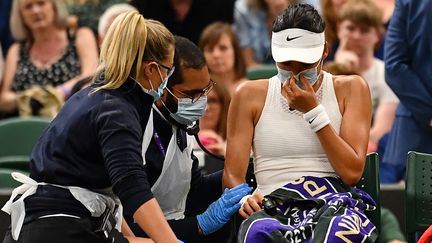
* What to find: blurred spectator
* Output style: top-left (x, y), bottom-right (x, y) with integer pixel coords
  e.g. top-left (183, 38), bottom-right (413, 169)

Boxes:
top-left (334, 0), bottom-right (398, 152)
top-left (198, 82), bottom-right (231, 155)
top-left (321, 0), bottom-right (349, 60)
top-left (65, 0), bottom-right (126, 34)
top-left (0, 0), bottom-right (13, 58)
top-left (199, 22), bottom-right (247, 95)
top-left (98, 3), bottom-right (136, 46)
top-left (381, 0), bottom-right (432, 183)
top-left (130, 0), bottom-right (236, 44)
top-left (0, 0), bottom-right (98, 117)
top-left (233, 0), bottom-right (296, 67)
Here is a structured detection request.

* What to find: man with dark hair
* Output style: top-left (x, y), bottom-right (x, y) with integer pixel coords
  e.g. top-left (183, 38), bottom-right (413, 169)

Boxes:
top-left (126, 36), bottom-right (250, 243)
top-left (223, 3), bottom-right (377, 242)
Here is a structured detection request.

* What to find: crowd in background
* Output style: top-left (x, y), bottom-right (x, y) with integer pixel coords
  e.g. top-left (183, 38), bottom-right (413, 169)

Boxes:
top-left (0, 0), bottom-right (431, 242)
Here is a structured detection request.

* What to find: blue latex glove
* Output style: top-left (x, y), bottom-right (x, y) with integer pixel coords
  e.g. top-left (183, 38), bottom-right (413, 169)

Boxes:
top-left (197, 183), bottom-right (251, 235)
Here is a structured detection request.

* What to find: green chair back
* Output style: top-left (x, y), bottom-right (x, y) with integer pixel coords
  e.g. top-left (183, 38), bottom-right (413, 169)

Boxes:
top-left (246, 64), bottom-right (278, 80)
top-left (0, 117), bottom-right (50, 171)
top-left (356, 152), bottom-right (381, 233)
top-left (0, 169), bottom-right (26, 188)
top-left (0, 156), bottom-right (32, 172)
top-left (405, 151), bottom-right (432, 243)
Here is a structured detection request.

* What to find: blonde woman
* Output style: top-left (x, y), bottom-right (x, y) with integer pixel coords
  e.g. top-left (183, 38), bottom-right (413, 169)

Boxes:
top-left (2, 11), bottom-right (181, 243)
top-left (0, 0), bottom-right (98, 115)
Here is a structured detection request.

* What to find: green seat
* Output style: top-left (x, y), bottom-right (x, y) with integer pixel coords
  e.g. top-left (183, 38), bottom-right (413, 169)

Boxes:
top-left (0, 117), bottom-right (50, 172)
top-left (0, 156), bottom-right (31, 171)
top-left (246, 64), bottom-right (278, 80)
top-left (355, 152), bottom-right (381, 233)
top-left (405, 151), bottom-right (432, 243)
top-left (0, 169), bottom-right (27, 188)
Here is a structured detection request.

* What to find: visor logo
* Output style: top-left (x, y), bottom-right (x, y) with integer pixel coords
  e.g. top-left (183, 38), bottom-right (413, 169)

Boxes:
top-left (286, 36), bottom-right (302, 41)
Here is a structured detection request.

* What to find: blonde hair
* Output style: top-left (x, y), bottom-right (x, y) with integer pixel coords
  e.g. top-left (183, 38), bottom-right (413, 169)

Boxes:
top-left (10, 0), bottom-right (69, 41)
top-left (94, 11), bottom-right (174, 91)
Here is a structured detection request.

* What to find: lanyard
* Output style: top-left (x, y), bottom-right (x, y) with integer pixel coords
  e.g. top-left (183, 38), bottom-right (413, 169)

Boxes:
top-left (153, 131), bottom-right (166, 156)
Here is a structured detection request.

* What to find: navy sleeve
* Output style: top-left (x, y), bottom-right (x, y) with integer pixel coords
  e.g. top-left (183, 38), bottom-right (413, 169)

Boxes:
top-left (95, 98), bottom-right (153, 217)
top-left (185, 152), bottom-right (223, 215)
top-left (384, 0), bottom-right (432, 126)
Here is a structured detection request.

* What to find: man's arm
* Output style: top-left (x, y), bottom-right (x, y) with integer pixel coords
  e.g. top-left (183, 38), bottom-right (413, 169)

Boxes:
top-left (384, 0), bottom-right (432, 126)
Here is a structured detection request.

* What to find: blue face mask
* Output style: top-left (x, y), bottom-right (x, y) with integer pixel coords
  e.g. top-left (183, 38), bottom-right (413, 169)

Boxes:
top-left (137, 64), bottom-right (172, 101)
top-left (276, 59), bottom-right (322, 89)
top-left (170, 96), bottom-right (208, 126)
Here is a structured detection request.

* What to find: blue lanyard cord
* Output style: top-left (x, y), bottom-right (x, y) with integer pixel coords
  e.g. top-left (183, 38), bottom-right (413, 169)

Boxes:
top-left (153, 131), bottom-right (166, 156)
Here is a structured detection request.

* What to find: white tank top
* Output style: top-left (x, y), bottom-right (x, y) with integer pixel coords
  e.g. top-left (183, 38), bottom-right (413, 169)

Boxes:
top-left (252, 71), bottom-right (342, 195)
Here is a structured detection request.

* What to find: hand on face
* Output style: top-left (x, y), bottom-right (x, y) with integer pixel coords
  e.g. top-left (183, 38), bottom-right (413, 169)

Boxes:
top-left (282, 74), bottom-right (319, 113)
top-left (335, 36), bottom-right (360, 71)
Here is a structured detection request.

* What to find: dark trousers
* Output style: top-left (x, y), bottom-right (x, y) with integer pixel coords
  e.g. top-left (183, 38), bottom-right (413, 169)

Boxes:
top-left (3, 217), bottom-right (128, 243)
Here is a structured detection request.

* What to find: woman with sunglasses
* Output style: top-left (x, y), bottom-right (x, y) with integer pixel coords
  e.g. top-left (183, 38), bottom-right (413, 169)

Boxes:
top-left (2, 11), bottom-right (182, 243)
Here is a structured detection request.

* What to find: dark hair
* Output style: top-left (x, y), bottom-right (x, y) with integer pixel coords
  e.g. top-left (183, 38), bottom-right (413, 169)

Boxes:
top-left (199, 22), bottom-right (246, 81)
top-left (273, 4), bottom-right (325, 33)
top-left (168, 36), bottom-right (207, 87)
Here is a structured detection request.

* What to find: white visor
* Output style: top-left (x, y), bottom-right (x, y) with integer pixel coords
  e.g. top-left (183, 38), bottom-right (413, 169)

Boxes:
top-left (271, 28), bottom-right (325, 64)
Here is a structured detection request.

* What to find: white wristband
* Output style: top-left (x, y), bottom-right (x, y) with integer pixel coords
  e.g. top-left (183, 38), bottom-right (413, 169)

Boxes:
top-left (303, 104), bottom-right (330, 132)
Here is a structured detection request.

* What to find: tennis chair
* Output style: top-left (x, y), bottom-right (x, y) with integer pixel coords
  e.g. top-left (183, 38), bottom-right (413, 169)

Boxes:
top-left (0, 117), bottom-right (50, 171)
top-left (355, 152), bottom-right (381, 233)
top-left (405, 151), bottom-right (432, 243)
top-left (246, 64), bottom-right (278, 80)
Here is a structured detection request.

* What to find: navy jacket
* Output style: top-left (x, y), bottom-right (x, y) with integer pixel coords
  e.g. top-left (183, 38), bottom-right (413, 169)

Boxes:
top-left (27, 75), bottom-right (154, 219)
top-left (381, 0), bottom-right (432, 183)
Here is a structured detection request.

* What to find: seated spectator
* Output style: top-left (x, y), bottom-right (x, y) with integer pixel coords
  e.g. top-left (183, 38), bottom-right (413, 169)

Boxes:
top-left (199, 22), bottom-right (247, 96)
top-left (0, 0), bottom-right (98, 117)
top-left (98, 3), bottom-right (137, 46)
top-left (198, 82), bottom-right (231, 155)
top-left (334, 0), bottom-right (398, 152)
top-left (233, 0), bottom-right (295, 67)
